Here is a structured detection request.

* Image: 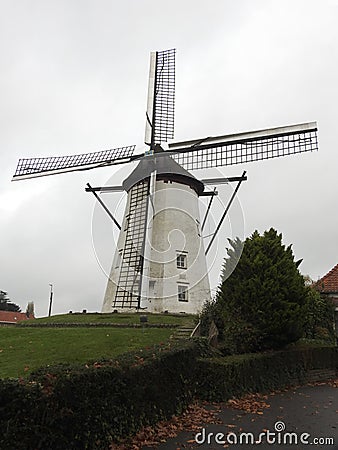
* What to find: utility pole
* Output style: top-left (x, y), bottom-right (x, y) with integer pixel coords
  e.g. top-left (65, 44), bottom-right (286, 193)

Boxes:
top-left (48, 284), bottom-right (53, 317)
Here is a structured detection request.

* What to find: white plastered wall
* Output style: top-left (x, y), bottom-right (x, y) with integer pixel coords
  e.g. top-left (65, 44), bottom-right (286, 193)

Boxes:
top-left (101, 179), bottom-right (211, 314)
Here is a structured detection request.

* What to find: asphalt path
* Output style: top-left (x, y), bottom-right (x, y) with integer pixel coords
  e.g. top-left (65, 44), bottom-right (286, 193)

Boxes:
top-left (156, 384), bottom-right (337, 450)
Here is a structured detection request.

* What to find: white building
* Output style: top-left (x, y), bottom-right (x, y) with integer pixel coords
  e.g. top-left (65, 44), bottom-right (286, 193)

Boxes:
top-left (102, 152), bottom-right (211, 314)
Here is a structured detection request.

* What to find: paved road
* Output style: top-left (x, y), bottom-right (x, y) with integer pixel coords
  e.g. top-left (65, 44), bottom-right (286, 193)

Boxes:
top-left (156, 384), bottom-right (337, 450)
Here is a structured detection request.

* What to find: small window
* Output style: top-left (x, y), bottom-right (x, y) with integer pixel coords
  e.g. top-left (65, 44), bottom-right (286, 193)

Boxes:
top-left (124, 215), bottom-right (130, 231)
top-left (115, 250), bottom-right (123, 269)
top-left (177, 254), bottom-right (187, 269)
top-left (149, 280), bottom-right (156, 295)
top-left (178, 285), bottom-right (188, 302)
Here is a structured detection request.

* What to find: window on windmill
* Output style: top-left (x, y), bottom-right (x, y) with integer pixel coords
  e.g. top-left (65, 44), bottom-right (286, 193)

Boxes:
top-left (115, 250), bottom-right (123, 268)
top-left (178, 285), bottom-right (188, 302)
top-left (149, 280), bottom-right (156, 296)
top-left (176, 253), bottom-right (187, 269)
top-left (124, 215), bottom-right (130, 231)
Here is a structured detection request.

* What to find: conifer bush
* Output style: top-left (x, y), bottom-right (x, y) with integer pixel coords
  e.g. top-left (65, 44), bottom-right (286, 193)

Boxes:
top-left (303, 287), bottom-right (335, 342)
top-left (201, 228), bottom-right (309, 352)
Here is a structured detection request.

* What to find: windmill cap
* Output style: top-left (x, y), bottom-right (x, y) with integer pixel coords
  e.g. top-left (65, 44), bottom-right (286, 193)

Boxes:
top-left (122, 154), bottom-right (204, 195)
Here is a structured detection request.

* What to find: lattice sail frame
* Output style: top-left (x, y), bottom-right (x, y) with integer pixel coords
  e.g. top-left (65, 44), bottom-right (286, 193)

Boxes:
top-left (12, 47), bottom-right (318, 182)
top-left (145, 48), bottom-right (175, 148)
top-left (113, 178), bottom-right (150, 309)
top-left (12, 145), bottom-right (136, 180)
top-left (166, 122), bottom-right (318, 171)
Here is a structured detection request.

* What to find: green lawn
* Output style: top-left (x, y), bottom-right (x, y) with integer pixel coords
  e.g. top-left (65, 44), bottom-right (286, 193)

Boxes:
top-left (0, 327), bottom-right (172, 379)
top-left (23, 312), bottom-right (194, 326)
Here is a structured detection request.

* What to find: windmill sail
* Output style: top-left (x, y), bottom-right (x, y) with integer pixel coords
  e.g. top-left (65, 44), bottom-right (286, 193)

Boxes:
top-left (145, 48), bottom-right (176, 148)
top-left (111, 48), bottom-right (176, 309)
top-left (12, 145), bottom-right (136, 181)
top-left (110, 178), bottom-right (150, 309)
top-left (166, 122), bottom-right (318, 171)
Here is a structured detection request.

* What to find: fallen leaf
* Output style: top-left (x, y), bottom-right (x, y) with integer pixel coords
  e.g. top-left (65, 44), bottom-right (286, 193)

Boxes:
top-left (109, 402), bottom-right (221, 449)
top-left (226, 393), bottom-right (270, 413)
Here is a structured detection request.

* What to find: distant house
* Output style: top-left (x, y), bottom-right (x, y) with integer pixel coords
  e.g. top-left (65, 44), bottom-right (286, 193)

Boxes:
top-left (315, 263), bottom-right (338, 335)
top-left (0, 310), bottom-right (35, 325)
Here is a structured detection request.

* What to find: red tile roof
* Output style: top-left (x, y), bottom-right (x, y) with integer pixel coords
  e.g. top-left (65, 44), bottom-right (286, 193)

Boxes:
top-left (315, 264), bottom-right (338, 293)
top-left (0, 311), bottom-right (34, 324)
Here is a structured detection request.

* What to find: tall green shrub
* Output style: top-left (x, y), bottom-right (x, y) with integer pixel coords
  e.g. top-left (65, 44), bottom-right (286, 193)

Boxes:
top-left (303, 287), bottom-right (335, 342)
top-left (202, 228), bottom-right (308, 352)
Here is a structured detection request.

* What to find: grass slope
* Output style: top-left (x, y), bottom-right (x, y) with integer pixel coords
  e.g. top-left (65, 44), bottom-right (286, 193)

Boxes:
top-left (26, 312), bottom-right (194, 326)
top-left (0, 327), bottom-right (172, 379)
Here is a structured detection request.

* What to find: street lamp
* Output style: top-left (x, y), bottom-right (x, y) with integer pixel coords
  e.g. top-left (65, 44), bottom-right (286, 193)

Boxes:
top-left (48, 284), bottom-right (53, 317)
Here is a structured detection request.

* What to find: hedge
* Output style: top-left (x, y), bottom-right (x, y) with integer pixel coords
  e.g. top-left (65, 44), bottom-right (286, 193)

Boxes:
top-left (0, 341), bottom-right (336, 450)
top-left (195, 346), bottom-right (338, 401)
top-left (0, 341), bottom-right (203, 450)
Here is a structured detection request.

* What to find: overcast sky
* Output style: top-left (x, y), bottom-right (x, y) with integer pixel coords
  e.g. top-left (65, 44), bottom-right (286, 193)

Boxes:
top-left (1, 0), bottom-right (337, 317)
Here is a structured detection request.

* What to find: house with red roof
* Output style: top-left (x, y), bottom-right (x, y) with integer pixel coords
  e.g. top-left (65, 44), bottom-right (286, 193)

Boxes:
top-left (0, 310), bottom-right (35, 325)
top-left (315, 263), bottom-right (338, 335)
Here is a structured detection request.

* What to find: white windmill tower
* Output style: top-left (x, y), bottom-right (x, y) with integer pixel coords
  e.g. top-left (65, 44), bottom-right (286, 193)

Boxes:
top-left (12, 48), bottom-right (318, 315)
top-left (101, 144), bottom-right (212, 314)
top-left (102, 49), bottom-right (212, 314)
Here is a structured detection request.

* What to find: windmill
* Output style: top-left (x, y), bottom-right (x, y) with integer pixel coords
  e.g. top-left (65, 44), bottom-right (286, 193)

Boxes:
top-left (12, 48), bottom-right (318, 315)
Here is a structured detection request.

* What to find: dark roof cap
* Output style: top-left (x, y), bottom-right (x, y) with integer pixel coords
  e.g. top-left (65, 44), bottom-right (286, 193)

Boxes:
top-left (122, 154), bottom-right (204, 195)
